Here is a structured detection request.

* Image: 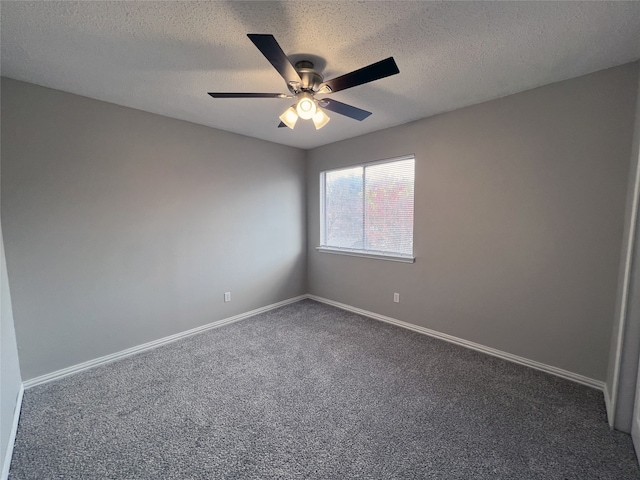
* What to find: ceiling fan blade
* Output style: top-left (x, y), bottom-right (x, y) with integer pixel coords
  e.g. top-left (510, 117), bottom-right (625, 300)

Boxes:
top-left (208, 92), bottom-right (290, 98)
top-left (319, 99), bottom-right (372, 121)
top-left (319, 57), bottom-right (399, 94)
top-left (247, 34), bottom-right (302, 85)
top-left (277, 121), bottom-right (287, 128)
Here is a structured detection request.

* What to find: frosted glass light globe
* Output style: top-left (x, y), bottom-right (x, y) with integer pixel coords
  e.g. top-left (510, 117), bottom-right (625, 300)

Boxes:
top-left (296, 93), bottom-right (317, 120)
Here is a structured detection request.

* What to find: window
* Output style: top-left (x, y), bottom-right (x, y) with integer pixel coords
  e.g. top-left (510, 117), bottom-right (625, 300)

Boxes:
top-left (318, 155), bottom-right (415, 262)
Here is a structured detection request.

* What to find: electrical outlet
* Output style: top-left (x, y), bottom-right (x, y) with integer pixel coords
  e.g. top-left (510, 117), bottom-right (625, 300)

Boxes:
top-left (224, 292), bottom-right (231, 302)
top-left (393, 293), bottom-right (400, 303)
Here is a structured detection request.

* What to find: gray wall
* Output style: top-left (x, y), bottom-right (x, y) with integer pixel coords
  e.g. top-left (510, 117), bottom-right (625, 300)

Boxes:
top-left (1, 225), bottom-right (22, 477)
top-left (307, 63), bottom-right (639, 382)
top-left (2, 62), bottom-right (638, 396)
top-left (606, 66), bottom-right (640, 431)
top-left (1, 78), bottom-right (307, 380)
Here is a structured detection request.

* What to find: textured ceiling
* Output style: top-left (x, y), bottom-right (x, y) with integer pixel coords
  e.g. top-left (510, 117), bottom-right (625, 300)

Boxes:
top-left (2, 1), bottom-right (640, 149)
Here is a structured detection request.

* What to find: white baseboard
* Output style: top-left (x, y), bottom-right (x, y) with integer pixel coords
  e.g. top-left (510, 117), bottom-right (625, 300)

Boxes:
top-left (307, 295), bottom-right (605, 391)
top-left (21, 292), bottom-right (606, 394)
top-left (23, 295), bottom-right (307, 389)
top-left (1, 384), bottom-right (24, 480)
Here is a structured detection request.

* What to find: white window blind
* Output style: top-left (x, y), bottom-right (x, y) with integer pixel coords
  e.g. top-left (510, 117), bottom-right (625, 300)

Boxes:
top-left (320, 156), bottom-right (415, 261)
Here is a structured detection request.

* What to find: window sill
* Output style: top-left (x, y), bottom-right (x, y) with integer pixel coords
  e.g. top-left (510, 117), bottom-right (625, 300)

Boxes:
top-left (316, 246), bottom-right (415, 263)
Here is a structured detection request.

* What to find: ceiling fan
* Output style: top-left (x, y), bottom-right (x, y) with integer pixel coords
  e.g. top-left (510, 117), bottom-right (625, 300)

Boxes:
top-left (208, 34), bottom-right (400, 130)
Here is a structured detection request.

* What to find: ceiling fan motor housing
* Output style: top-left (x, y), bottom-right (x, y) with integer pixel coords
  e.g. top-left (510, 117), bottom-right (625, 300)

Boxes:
top-left (290, 60), bottom-right (323, 93)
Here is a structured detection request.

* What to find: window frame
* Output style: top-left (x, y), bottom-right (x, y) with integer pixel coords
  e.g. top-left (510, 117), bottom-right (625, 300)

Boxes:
top-left (317, 154), bottom-right (416, 263)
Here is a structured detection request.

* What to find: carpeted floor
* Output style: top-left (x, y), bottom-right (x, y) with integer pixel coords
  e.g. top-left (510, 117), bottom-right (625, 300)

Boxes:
top-left (9, 299), bottom-right (640, 479)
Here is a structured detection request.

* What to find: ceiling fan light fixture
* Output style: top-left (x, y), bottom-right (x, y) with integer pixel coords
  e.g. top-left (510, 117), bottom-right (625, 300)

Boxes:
top-left (279, 106), bottom-right (298, 129)
top-left (296, 92), bottom-right (317, 120)
top-left (312, 108), bottom-right (330, 130)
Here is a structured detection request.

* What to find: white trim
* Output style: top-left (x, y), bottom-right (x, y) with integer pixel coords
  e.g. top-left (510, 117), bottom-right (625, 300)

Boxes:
top-left (316, 247), bottom-right (415, 263)
top-left (318, 153), bottom-right (416, 174)
top-left (19, 292), bottom-right (605, 399)
top-left (307, 295), bottom-right (604, 391)
top-left (23, 295), bottom-right (307, 389)
top-left (610, 124), bottom-right (640, 427)
top-left (318, 154), bottom-right (416, 263)
top-left (319, 173), bottom-right (326, 246)
top-left (1, 384), bottom-right (24, 480)
top-left (604, 384), bottom-right (613, 429)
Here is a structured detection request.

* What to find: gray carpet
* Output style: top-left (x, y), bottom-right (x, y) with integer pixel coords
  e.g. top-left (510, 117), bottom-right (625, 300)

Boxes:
top-left (9, 299), bottom-right (640, 479)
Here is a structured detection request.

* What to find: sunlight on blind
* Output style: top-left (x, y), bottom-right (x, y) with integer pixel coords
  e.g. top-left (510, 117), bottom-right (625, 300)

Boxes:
top-left (364, 159), bottom-right (414, 255)
top-left (322, 156), bottom-right (414, 257)
top-left (325, 166), bottom-right (364, 249)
